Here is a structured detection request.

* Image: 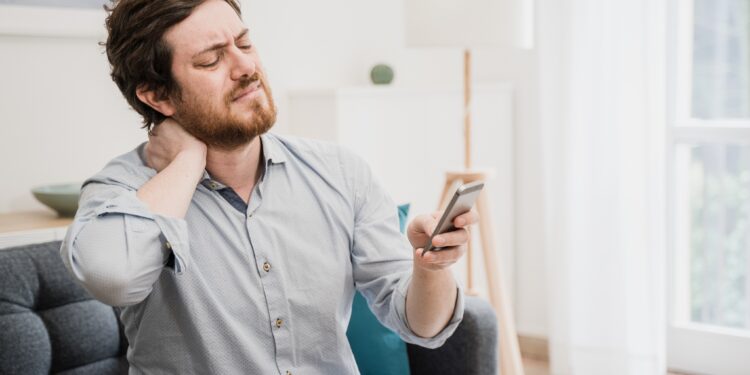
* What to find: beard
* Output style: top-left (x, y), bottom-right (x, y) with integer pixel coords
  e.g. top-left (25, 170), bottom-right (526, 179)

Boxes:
top-left (172, 72), bottom-right (277, 150)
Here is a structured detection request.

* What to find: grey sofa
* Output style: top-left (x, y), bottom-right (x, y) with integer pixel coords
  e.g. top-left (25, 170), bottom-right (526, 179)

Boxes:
top-left (0, 241), bottom-right (498, 374)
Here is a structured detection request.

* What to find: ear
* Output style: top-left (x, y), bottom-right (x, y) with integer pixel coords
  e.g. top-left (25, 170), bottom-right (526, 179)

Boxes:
top-left (136, 85), bottom-right (176, 117)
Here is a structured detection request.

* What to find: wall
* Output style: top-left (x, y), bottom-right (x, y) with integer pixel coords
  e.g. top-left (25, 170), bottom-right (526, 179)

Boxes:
top-left (0, 0), bottom-right (548, 339)
top-left (0, 33), bottom-right (145, 212)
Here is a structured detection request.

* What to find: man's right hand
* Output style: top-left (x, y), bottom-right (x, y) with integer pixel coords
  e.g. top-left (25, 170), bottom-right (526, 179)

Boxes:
top-left (144, 118), bottom-right (207, 173)
top-left (137, 119), bottom-right (207, 218)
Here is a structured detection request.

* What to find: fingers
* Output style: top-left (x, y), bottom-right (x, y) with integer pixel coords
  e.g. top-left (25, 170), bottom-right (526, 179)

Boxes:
top-left (148, 117), bottom-right (182, 137)
top-left (430, 228), bottom-right (469, 248)
top-left (416, 246), bottom-right (467, 269)
top-left (421, 209), bottom-right (478, 234)
top-left (421, 246), bottom-right (465, 261)
top-left (453, 209), bottom-right (479, 228)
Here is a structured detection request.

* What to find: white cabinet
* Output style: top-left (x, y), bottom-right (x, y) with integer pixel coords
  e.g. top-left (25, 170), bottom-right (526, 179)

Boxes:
top-left (287, 83), bottom-right (515, 294)
top-left (0, 212), bottom-right (70, 250)
top-left (0, 227), bottom-right (67, 249)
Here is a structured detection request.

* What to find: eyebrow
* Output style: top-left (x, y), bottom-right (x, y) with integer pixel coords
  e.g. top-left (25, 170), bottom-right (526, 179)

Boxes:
top-left (192, 28), bottom-right (250, 59)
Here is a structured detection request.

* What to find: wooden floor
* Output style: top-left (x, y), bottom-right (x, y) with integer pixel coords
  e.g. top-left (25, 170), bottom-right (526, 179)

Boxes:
top-left (522, 357), bottom-right (686, 375)
top-left (523, 357), bottom-right (551, 375)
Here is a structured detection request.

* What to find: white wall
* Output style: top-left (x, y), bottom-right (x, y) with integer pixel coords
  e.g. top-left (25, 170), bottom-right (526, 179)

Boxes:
top-left (0, 0), bottom-right (548, 339)
top-left (0, 33), bottom-right (146, 213)
top-left (478, 49), bottom-right (548, 338)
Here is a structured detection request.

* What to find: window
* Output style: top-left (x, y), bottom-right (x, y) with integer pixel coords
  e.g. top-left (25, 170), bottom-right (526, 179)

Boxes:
top-left (691, 0), bottom-right (750, 120)
top-left (668, 0), bottom-right (750, 374)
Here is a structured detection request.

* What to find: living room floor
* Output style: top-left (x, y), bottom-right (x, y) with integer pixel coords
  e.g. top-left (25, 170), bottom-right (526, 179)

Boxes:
top-left (523, 357), bottom-right (550, 375)
top-left (522, 357), bottom-right (688, 375)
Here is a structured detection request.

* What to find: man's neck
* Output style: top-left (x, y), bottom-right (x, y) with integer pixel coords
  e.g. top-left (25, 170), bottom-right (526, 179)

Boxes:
top-left (205, 137), bottom-right (264, 203)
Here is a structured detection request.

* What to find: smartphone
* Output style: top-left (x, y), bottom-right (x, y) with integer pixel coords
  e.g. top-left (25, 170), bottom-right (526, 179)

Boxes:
top-left (424, 181), bottom-right (484, 252)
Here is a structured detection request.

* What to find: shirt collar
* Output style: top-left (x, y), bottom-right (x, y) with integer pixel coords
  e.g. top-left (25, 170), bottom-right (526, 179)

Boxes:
top-left (260, 133), bottom-right (287, 165)
top-left (200, 170), bottom-right (223, 190)
top-left (199, 133), bottom-right (285, 189)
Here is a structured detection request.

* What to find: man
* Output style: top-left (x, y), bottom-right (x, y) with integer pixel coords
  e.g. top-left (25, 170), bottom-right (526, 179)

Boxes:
top-left (61, 0), bottom-right (476, 374)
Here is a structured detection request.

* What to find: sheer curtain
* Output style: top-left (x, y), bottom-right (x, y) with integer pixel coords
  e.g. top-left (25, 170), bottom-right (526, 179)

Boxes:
top-left (538, 0), bottom-right (668, 374)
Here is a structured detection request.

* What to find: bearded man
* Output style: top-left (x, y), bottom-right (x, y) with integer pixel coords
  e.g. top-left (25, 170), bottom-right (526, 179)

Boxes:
top-left (61, 1), bottom-right (476, 374)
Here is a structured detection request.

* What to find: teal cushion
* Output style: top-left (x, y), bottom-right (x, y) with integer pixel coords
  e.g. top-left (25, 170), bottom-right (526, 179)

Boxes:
top-left (346, 203), bottom-right (411, 375)
top-left (397, 203), bottom-right (410, 234)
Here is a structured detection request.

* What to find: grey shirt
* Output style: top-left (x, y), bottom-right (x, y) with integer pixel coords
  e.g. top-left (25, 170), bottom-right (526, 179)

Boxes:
top-left (60, 133), bottom-right (464, 375)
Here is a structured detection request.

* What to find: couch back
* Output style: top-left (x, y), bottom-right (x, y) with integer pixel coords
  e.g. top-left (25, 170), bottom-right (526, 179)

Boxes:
top-left (0, 241), bottom-right (128, 375)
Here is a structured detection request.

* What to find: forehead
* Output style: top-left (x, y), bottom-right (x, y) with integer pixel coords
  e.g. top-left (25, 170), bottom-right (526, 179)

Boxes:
top-left (164, 0), bottom-right (245, 57)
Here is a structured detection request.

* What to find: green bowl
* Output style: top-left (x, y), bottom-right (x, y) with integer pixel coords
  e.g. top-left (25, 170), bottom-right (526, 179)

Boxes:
top-left (31, 183), bottom-right (81, 217)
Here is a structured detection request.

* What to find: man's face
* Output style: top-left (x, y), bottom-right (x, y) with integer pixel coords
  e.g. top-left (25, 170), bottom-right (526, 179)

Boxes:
top-left (163, 0), bottom-right (276, 150)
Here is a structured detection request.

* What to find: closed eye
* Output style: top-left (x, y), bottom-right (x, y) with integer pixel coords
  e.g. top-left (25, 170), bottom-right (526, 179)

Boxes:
top-left (197, 55), bottom-right (221, 68)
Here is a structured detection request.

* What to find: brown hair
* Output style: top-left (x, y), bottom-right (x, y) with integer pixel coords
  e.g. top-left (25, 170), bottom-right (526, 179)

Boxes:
top-left (103, 0), bottom-right (242, 130)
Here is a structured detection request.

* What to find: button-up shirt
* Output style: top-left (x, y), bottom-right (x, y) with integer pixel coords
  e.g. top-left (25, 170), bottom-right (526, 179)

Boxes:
top-left (60, 133), bottom-right (464, 375)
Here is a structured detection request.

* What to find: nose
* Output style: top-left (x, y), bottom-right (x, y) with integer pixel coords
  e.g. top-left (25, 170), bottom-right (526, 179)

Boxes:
top-left (228, 47), bottom-right (256, 81)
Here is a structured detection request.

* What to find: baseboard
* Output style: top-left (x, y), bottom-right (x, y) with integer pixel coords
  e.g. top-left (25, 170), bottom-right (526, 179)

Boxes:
top-left (518, 334), bottom-right (549, 361)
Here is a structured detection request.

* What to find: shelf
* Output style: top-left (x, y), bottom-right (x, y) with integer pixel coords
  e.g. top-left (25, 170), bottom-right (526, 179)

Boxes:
top-left (0, 211), bottom-right (72, 234)
top-left (0, 211), bottom-right (71, 249)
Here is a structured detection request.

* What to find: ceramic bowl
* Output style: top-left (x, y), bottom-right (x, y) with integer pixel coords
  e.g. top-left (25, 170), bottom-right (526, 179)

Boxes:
top-left (31, 183), bottom-right (81, 217)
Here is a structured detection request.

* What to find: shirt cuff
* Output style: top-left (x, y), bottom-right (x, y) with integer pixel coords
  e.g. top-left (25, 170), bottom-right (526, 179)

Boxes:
top-left (91, 190), bottom-right (190, 275)
top-left (391, 272), bottom-right (465, 349)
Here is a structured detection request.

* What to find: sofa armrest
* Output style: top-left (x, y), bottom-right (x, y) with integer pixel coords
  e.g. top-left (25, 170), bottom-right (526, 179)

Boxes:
top-left (406, 295), bottom-right (498, 375)
top-left (0, 241), bottom-right (128, 375)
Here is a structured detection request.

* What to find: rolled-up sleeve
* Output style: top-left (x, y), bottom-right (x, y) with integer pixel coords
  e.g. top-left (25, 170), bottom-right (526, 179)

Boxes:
top-left (60, 182), bottom-right (190, 306)
top-left (347, 152), bottom-right (464, 348)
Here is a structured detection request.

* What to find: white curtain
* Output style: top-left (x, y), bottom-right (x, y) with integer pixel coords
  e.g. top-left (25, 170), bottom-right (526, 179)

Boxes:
top-left (538, 0), bottom-right (668, 374)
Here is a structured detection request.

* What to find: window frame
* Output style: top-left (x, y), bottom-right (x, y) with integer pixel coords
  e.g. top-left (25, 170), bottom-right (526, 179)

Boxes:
top-left (667, 0), bottom-right (750, 374)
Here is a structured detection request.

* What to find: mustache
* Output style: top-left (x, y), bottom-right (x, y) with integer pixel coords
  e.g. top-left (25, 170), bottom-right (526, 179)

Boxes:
top-left (227, 73), bottom-right (262, 102)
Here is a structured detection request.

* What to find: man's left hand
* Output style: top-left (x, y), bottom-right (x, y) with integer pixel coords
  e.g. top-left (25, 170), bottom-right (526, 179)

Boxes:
top-left (407, 210), bottom-right (479, 271)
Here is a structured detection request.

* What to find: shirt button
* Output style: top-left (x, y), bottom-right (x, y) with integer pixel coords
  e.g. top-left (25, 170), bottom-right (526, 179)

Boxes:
top-left (262, 262), bottom-right (271, 272)
top-left (208, 181), bottom-right (219, 190)
top-left (165, 241), bottom-right (172, 250)
top-left (275, 318), bottom-right (283, 328)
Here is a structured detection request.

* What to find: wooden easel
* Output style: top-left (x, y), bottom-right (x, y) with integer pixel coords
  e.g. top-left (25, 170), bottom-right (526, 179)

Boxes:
top-left (439, 50), bottom-right (524, 375)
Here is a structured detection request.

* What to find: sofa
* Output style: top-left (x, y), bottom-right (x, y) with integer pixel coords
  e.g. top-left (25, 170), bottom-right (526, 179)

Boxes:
top-left (0, 241), bottom-right (498, 374)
